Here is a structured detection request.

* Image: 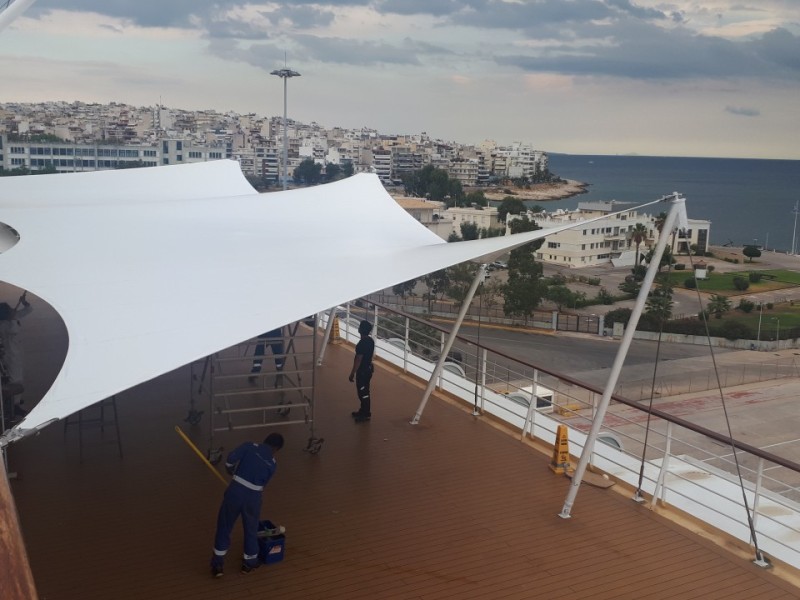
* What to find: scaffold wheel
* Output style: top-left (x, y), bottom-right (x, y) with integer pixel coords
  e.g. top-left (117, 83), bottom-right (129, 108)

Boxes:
top-left (304, 437), bottom-right (324, 455)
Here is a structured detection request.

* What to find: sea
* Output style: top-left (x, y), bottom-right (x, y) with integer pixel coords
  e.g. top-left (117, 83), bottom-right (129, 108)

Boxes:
top-left (540, 154), bottom-right (800, 253)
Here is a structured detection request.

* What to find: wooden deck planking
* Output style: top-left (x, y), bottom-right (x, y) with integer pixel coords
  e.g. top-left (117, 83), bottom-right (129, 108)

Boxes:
top-left (4, 298), bottom-right (800, 600)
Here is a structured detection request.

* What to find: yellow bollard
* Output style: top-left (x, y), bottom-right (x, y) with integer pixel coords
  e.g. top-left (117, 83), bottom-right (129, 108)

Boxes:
top-left (332, 317), bottom-right (340, 341)
top-left (549, 424), bottom-right (571, 474)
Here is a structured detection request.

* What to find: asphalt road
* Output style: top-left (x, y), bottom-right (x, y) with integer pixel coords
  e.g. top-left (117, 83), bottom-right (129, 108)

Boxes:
top-left (450, 322), bottom-right (724, 376)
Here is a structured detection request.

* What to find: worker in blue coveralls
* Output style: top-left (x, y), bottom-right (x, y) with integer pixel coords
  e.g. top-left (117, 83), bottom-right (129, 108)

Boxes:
top-left (249, 327), bottom-right (285, 383)
top-left (210, 432), bottom-right (284, 578)
top-left (349, 320), bottom-right (375, 423)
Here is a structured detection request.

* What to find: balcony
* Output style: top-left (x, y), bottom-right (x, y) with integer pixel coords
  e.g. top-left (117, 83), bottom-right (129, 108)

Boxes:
top-left (3, 296), bottom-right (799, 599)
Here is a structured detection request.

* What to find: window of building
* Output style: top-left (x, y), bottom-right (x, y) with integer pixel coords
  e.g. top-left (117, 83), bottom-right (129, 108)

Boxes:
top-left (176, 141), bottom-right (183, 151)
top-left (144, 150), bottom-right (157, 157)
top-left (10, 147), bottom-right (25, 154)
top-left (189, 151), bottom-right (202, 159)
top-left (209, 152), bottom-right (222, 159)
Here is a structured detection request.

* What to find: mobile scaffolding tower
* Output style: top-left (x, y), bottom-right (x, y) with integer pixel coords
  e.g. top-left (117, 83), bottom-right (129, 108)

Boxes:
top-left (186, 317), bottom-right (324, 459)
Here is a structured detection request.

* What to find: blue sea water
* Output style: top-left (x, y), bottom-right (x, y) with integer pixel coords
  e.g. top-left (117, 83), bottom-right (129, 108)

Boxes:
top-left (542, 154), bottom-right (800, 253)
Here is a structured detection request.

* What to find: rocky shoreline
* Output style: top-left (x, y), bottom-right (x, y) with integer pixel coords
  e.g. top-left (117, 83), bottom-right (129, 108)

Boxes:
top-left (483, 179), bottom-right (588, 203)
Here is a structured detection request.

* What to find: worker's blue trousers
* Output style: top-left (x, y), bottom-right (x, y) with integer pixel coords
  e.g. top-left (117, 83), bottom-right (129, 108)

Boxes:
top-left (211, 482), bottom-right (262, 568)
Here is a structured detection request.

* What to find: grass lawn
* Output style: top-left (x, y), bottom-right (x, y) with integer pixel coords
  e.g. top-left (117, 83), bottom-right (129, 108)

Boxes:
top-left (664, 269), bottom-right (797, 296)
top-left (718, 303), bottom-right (800, 336)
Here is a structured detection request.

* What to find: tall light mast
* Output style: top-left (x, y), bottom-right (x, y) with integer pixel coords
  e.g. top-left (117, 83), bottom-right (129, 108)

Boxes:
top-left (270, 66), bottom-right (300, 190)
top-left (792, 201), bottom-right (799, 255)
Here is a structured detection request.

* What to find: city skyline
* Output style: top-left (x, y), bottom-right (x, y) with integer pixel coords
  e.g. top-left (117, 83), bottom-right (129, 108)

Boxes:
top-left (1, 1), bottom-right (799, 161)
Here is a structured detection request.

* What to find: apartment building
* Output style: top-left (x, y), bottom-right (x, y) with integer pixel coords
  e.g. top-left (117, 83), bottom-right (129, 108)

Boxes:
top-left (0, 102), bottom-right (552, 188)
top-left (448, 205), bottom-right (502, 238)
top-left (508, 201), bottom-right (711, 268)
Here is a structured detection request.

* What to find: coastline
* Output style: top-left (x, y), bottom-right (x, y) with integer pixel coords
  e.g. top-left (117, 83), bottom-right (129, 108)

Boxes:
top-left (484, 178), bottom-right (588, 203)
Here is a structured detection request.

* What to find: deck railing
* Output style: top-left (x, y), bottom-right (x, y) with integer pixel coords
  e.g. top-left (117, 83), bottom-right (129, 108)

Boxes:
top-left (321, 299), bottom-right (800, 571)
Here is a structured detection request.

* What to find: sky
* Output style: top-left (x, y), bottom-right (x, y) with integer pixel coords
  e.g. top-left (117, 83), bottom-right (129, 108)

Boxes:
top-left (0, 0), bottom-right (799, 159)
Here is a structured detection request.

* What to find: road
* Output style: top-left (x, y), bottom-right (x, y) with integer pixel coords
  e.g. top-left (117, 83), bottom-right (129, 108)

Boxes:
top-left (453, 323), bottom-right (718, 373)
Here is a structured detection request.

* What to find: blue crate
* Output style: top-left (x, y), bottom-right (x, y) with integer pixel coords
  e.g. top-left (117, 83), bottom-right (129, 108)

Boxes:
top-left (257, 520), bottom-right (285, 564)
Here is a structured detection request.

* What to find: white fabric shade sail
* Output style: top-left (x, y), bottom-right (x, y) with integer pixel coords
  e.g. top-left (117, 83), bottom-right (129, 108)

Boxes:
top-left (0, 160), bottom-right (615, 442)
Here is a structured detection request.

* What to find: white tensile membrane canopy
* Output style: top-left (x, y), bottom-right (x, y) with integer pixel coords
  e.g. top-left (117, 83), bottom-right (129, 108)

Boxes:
top-left (0, 160), bottom-right (617, 443)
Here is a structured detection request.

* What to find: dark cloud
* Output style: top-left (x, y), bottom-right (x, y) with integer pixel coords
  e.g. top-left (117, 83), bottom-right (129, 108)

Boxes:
top-left (263, 5), bottom-right (337, 29)
top-left (32, 0), bottom-right (229, 27)
top-left (750, 27), bottom-right (800, 73)
top-left (31, 0), bottom-right (363, 28)
top-left (496, 19), bottom-right (800, 82)
top-left (379, 0), bottom-right (470, 17)
top-left (292, 34), bottom-right (423, 66)
top-left (725, 106), bottom-right (761, 117)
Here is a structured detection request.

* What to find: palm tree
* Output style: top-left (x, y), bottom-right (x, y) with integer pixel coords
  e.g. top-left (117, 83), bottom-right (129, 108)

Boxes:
top-left (707, 294), bottom-right (732, 319)
top-left (653, 211), bottom-right (667, 235)
top-left (630, 223), bottom-right (648, 265)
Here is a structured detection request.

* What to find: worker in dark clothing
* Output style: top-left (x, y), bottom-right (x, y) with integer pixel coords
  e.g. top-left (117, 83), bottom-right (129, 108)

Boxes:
top-left (249, 328), bottom-right (285, 383)
top-left (349, 320), bottom-right (375, 422)
top-left (210, 432), bottom-right (284, 578)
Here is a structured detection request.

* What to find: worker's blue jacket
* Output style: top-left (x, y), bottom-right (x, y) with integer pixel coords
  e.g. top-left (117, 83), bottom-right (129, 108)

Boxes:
top-left (226, 442), bottom-right (277, 492)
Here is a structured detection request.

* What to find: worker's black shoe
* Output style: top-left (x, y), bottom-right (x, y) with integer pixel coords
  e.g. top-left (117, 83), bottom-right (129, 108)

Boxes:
top-left (351, 411), bottom-right (362, 418)
top-left (354, 413), bottom-right (371, 423)
top-left (211, 565), bottom-right (224, 578)
top-left (241, 561), bottom-right (260, 574)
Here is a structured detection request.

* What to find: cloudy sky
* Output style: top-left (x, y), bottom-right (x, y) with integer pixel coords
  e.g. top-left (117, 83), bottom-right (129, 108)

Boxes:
top-left (1, 0), bottom-right (799, 159)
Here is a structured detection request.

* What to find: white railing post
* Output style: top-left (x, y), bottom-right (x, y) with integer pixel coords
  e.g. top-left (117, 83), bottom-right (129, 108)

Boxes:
top-left (479, 348), bottom-right (487, 413)
top-left (403, 317), bottom-right (410, 372)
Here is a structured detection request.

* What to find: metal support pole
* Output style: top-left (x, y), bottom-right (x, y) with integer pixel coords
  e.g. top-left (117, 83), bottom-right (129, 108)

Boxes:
top-left (411, 264), bottom-right (487, 425)
top-left (281, 77), bottom-right (288, 190)
top-left (560, 196), bottom-right (684, 518)
top-left (316, 306), bottom-right (337, 366)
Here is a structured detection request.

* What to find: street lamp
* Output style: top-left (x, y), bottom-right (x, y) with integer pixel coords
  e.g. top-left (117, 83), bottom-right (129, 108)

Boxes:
top-left (270, 67), bottom-right (301, 190)
top-left (773, 317), bottom-right (780, 342)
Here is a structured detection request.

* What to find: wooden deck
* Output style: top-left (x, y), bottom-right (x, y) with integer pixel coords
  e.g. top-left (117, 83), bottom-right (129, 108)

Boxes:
top-left (5, 301), bottom-right (800, 599)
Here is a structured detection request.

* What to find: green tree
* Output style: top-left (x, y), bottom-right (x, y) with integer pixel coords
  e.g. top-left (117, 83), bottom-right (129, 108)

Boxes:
top-left (293, 158), bottom-right (322, 185)
top-left (445, 262), bottom-right (479, 307)
top-left (480, 279), bottom-right (505, 313)
top-left (643, 246), bottom-right (675, 271)
top-left (546, 284), bottom-right (578, 311)
top-left (743, 245), bottom-right (761, 262)
top-left (465, 190), bottom-right (488, 207)
top-left (422, 269), bottom-right (449, 312)
top-left (618, 277), bottom-right (641, 297)
top-left (645, 278), bottom-right (674, 323)
top-left (502, 251), bottom-right (545, 323)
top-left (629, 223), bottom-right (648, 265)
top-left (653, 212), bottom-right (667, 235)
top-left (324, 162), bottom-right (341, 182)
top-left (507, 216), bottom-right (543, 254)
top-left (732, 276), bottom-right (750, 291)
top-left (459, 222), bottom-right (480, 240)
top-left (342, 161), bottom-right (354, 177)
top-left (707, 294), bottom-right (732, 319)
top-left (392, 279), bottom-right (417, 298)
top-left (497, 197), bottom-right (526, 223)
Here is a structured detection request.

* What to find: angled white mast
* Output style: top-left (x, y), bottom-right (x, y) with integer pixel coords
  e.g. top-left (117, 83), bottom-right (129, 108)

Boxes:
top-left (0, 0), bottom-right (37, 34)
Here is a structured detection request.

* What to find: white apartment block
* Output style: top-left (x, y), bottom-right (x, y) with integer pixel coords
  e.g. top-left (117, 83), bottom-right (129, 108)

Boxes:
top-left (508, 201), bottom-right (711, 268)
